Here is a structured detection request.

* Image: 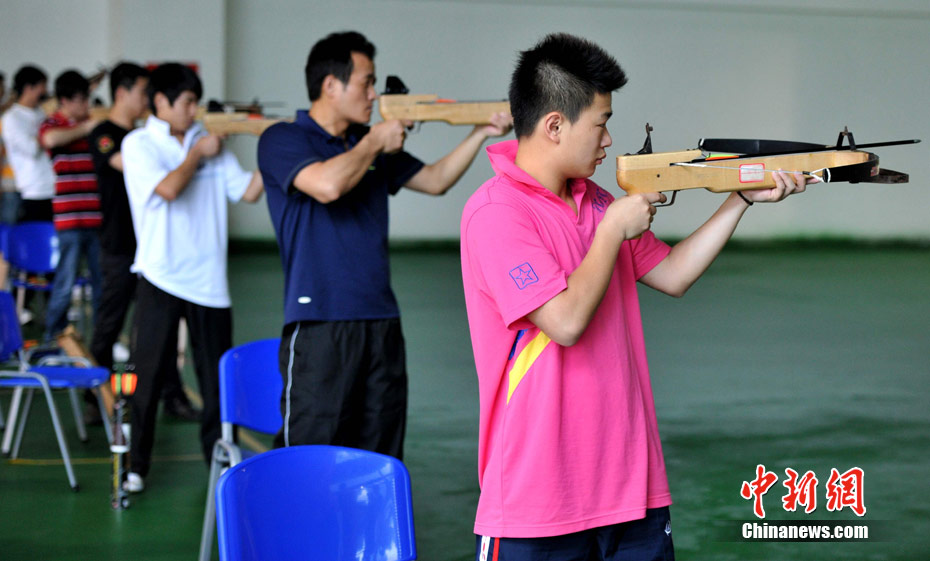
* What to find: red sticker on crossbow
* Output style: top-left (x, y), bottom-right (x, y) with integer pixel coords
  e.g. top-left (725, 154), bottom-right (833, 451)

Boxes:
top-left (739, 163), bottom-right (765, 183)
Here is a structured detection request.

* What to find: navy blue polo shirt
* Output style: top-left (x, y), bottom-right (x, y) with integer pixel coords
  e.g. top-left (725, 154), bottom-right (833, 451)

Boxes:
top-left (258, 111), bottom-right (424, 325)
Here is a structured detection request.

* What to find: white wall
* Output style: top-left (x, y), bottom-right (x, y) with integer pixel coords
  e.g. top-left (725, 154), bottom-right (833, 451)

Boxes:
top-left (1, 0), bottom-right (110, 81)
top-left (3, 0), bottom-right (928, 241)
top-left (224, 0), bottom-right (929, 241)
top-left (0, 0), bottom-right (226, 102)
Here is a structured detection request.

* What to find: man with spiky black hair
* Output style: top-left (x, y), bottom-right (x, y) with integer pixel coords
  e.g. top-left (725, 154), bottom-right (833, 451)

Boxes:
top-left (461, 33), bottom-right (808, 560)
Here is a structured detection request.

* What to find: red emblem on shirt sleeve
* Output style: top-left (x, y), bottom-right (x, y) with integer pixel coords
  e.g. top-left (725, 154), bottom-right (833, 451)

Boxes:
top-left (97, 135), bottom-right (115, 154)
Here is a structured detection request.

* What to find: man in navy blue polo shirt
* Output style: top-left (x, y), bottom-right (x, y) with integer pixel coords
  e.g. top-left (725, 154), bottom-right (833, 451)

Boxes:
top-left (258, 31), bottom-right (511, 459)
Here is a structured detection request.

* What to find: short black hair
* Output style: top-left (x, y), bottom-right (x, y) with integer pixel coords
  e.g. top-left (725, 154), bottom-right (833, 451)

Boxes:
top-left (147, 63), bottom-right (202, 113)
top-left (109, 62), bottom-right (149, 101)
top-left (54, 70), bottom-right (90, 101)
top-left (305, 31), bottom-right (376, 102)
top-left (509, 33), bottom-right (627, 138)
top-left (12, 65), bottom-right (47, 96)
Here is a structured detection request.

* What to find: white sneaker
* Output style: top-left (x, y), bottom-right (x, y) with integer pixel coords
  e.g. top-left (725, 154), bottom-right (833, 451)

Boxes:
top-left (18, 309), bottom-right (34, 325)
top-left (123, 472), bottom-right (144, 493)
top-left (112, 342), bottom-right (130, 363)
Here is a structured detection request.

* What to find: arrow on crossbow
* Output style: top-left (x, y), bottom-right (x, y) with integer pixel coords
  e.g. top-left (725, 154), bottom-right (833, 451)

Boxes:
top-left (616, 126), bottom-right (920, 205)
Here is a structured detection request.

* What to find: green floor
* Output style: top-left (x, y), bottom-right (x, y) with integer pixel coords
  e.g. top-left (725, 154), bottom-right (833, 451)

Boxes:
top-left (1, 245), bottom-right (928, 560)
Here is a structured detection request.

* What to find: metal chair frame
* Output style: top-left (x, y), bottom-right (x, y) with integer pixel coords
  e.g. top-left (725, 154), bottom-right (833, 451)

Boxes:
top-left (198, 338), bottom-right (282, 561)
top-left (0, 290), bottom-right (111, 490)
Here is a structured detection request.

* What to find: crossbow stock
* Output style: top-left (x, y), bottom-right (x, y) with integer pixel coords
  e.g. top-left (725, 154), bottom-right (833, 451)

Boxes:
top-left (379, 76), bottom-right (510, 125)
top-left (617, 125), bottom-right (919, 205)
top-left (199, 99), bottom-right (290, 136)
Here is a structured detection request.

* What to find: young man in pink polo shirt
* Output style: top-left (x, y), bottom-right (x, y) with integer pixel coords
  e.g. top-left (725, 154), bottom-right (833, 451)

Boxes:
top-left (460, 33), bottom-right (809, 561)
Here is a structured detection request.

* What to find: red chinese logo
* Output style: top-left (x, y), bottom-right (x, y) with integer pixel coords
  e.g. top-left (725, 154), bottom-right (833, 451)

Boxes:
top-left (826, 467), bottom-right (866, 516)
top-left (740, 465), bottom-right (866, 518)
top-left (782, 468), bottom-right (819, 514)
top-left (740, 464), bottom-right (779, 519)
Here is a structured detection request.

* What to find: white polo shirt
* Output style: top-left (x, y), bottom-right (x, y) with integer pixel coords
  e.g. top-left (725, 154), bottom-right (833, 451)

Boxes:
top-left (0, 103), bottom-right (55, 200)
top-left (122, 115), bottom-right (251, 308)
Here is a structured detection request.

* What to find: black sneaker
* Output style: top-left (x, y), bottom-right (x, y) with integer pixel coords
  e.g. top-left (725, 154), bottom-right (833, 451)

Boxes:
top-left (82, 403), bottom-right (104, 426)
top-left (164, 396), bottom-right (201, 422)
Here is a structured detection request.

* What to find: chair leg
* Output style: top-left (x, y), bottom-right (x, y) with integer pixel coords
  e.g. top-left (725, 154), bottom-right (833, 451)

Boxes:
top-left (0, 397), bottom-right (5, 430)
top-left (15, 280), bottom-right (25, 322)
top-left (40, 383), bottom-right (80, 490)
top-left (11, 388), bottom-right (35, 459)
top-left (68, 388), bottom-right (88, 442)
top-left (2, 386), bottom-right (24, 455)
top-left (93, 388), bottom-right (113, 445)
top-left (29, 378), bottom-right (81, 490)
top-left (10, 381), bottom-right (80, 490)
top-left (199, 444), bottom-right (228, 561)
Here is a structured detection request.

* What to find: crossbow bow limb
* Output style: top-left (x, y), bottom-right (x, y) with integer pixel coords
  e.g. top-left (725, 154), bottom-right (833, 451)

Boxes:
top-left (616, 125), bottom-right (919, 205)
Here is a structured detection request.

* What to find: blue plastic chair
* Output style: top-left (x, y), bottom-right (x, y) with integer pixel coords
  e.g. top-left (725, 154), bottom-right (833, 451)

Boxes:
top-left (6, 221), bottom-right (58, 317)
top-left (0, 291), bottom-right (111, 490)
top-left (0, 222), bottom-right (10, 254)
top-left (0, 223), bottom-right (9, 427)
top-left (0, 221), bottom-right (11, 279)
top-left (215, 445), bottom-right (417, 561)
top-left (198, 338), bottom-right (283, 561)
top-left (6, 221), bottom-right (91, 331)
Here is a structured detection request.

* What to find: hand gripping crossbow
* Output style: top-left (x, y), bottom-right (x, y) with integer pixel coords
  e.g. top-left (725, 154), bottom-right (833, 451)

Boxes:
top-left (616, 125), bottom-right (920, 206)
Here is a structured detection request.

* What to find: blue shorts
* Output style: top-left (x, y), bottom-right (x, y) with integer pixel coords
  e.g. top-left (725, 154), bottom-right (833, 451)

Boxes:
top-left (476, 507), bottom-right (675, 561)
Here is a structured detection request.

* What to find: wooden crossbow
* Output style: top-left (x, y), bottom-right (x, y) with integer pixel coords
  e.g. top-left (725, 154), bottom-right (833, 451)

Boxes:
top-left (379, 76), bottom-right (510, 125)
top-left (617, 125), bottom-right (919, 205)
top-left (199, 100), bottom-right (290, 135)
top-left (48, 98), bottom-right (289, 136)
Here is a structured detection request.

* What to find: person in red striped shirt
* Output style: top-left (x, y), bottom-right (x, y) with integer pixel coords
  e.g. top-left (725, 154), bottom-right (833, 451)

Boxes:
top-left (38, 69), bottom-right (102, 341)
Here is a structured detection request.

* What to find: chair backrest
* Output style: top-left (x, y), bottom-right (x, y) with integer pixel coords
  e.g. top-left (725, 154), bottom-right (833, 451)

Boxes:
top-left (218, 338), bottom-right (283, 435)
top-left (7, 221), bottom-right (58, 273)
top-left (215, 445), bottom-right (417, 561)
top-left (0, 291), bottom-right (24, 362)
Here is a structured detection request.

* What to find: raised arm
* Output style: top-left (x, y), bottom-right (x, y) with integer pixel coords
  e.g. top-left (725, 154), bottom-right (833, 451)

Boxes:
top-left (527, 191), bottom-right (665, 346)
top-left (639, 171), bottom-right (808, 297)
top-left (153, 134), bottom-right (223, 201)
top-left (40, 119), bottom-right (99, 149)
top-left (240, 171), bottom-right (264, 203)
top-left (292, 120), bottom-right (407, 203)
top-left (404, 112), bottom-right (513, 196)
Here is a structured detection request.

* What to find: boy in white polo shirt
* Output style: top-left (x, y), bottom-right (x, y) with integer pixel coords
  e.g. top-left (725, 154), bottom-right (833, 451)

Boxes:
top-left (121, 63), bottom-right (263, 492)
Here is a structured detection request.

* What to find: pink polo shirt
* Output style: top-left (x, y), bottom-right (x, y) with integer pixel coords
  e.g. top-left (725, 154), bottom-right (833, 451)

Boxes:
top-left (460, 140), bottom-right (673, 538)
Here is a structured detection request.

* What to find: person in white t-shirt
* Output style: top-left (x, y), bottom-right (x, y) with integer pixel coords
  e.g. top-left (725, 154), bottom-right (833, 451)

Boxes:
top-left (0, 71), bottom-right (23, 224)
top-left (121, 63), bottom-right (263, 493)
top-left (1, 65), bottom-right (54, 221)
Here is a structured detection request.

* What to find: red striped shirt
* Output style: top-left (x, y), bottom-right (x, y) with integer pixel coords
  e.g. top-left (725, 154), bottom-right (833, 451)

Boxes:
top-left (40, 112), bottom-right (102, 230)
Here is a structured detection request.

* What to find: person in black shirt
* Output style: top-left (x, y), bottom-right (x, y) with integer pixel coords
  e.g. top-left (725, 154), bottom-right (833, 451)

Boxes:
top-left (89, 62), bottom-right (199, 422)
